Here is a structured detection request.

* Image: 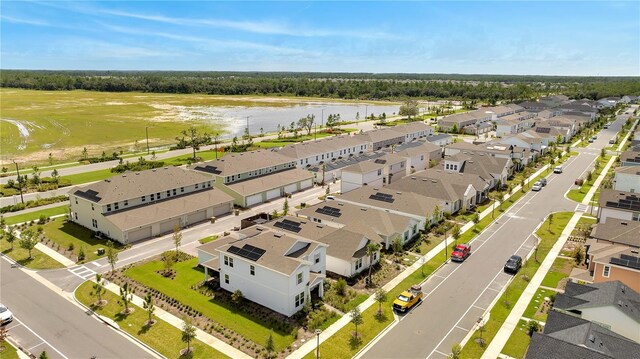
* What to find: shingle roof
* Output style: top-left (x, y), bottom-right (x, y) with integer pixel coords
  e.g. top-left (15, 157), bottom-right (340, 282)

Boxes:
top-left (620, 150), bottom-right (640, 164)
top-left (352, 127), bottom-right (404, 144)
top-left (192, 150), bottom-right (295, 177)
top-left (425, 134), bottom-right (452, 143)
top-left (598, 189), bottom-right (640, 213)
top-left (526, 333), bottom-right (613, 359)
top-left (225, 168), bottom-right (313, 196)
top-left (104, 188), bottom-right (233, 231)
top-left (387, 176), bottom-right (461, 202)
top-left (394, 141), bottom-right (441, 158)
top-left (415, 168), bottom-right (490, 194)
top-left (590, 219), bottom-right (640, 247)
top-left (341, 159), bottom-right (385, 174)
top-left (390, 121), bottom-right (433, 135)
top-left (73, 166), bottom-right (213, 204)
top-left (555, 281), bottom-right (640, 323)
top-left (276, 135), bottom-right (368, 159)
top-left (337, 185), bottom-right (443, 218)
top-left (439, 110), bottom-right (491, 124)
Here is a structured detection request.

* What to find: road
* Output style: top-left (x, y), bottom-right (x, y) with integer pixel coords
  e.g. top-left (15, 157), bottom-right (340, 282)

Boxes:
top-left (359, 113), bottom-right (629, 359)
top-left (0, 259), bottom-right (155, 359)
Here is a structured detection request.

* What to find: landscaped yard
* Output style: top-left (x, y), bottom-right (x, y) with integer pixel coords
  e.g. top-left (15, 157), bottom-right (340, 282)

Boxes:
top-left (565, 155), bottom-right (613, 203)
top-left (124, 258), bottom-right (295, 353)
top-left (501, 319), bottom-right (533, 359)
top-left (4, 205), bottom-right (68, 225)
top-left (540, 257), bottom-right (573, 289)
top-left (75, 281), bottom-right (228, 359)
top-left (26, 217), bottom-right (123, 262)
top-left (0, 239), bottom-right (64, 269)
top-left (522, 287), bottom-right (555, 322)
top-left (0, 340), bottom-right (19, 359)
top-left (198, 235), bottom-right (219, 244)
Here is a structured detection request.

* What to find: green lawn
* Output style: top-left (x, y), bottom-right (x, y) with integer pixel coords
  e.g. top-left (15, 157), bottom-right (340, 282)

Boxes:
top-left (125, 258), bottom-right (294, 352)
top-left (251, 131), bottom-right (349, 149)
top-left (540, 256), bottom-right (574, 289)
top-left (75, 281), bottom-right (228, 359)
top-left (4, 205), bottom-right (68, 225)
top-left (0, 240), bottom-right (64, 269)
top-left (63, 169), bottom-right (115, 185)
top-left (28, 217), bottom-right (123, 263)
top-left (522, 287), bottom-right (555, 322)
top-left (501, 319), bottom-right (532, 359)
top-left (565, 155), bottom-right (613, 203)
top-left (459, 212), bottom-right (573, 358)
top-left (198, 235), bottom-right (219, 244)
top-left (0, 340), bottom-right (19, 359)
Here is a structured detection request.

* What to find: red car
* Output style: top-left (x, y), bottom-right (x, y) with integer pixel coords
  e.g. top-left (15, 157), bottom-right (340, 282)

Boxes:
top-left (451, 243), bottom-right (471, 262)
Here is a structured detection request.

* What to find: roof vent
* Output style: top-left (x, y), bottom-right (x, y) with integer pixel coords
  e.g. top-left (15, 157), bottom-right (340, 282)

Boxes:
top-left (411, 177), bottom-right (416, 180)
top-left (618, 300), bottom-right (624, 307)
top-left (274, 233), bottom-right (283, 238)
top-left (361, 208), bottom-right (367, 211)
top-left (105, 179), bottom-right (111, 182)
top-left (621, 222), bottom-right (628, 226)
top-left (316, 224), bottom-right (325, 228)
top-left (588, 334), bottom-right (595, 343)
top-left (122, 174), bottom-right (126, 177)
top-left (256, 226), bottom-right (264, 231)
top-left (152, 169), bottom-right (156, 172)
top-left (135, 172), bottom-right (140, 175)
top-left (338, 202), bottom-right (344, 206)
top-left (431, 180), bottom-right (437, 183)
top-left (396, 192), bottom-right (402, 195)
top-left (373, 187), bottom-right (379, 190)
top-left (621, 285), bottom-right (626, 293)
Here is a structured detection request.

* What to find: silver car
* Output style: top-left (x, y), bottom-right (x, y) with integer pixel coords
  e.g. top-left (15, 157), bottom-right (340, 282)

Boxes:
top-left (532, 182), bottom-right (543, 191)
top-left (0, 304), bottom-right (13, 325)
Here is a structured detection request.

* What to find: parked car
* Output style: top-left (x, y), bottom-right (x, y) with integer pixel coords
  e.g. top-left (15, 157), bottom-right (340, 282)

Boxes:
top-left (326, 195), bottom-right (335, 200)
top-left (604, 124), bottom-right (609, 129)
top-left (0, 304), bottom-right (13, 325)
top-left (504, 255), bottom-right (523, 274)
top-left (575, 178), bottom-right (584, 186)
top-left (554, 166), bottom-right (563, 174)
top-left (392, 285), bottom-right (423, 313)
top-left (532, 182), bottom-right (543, 191)
top-left (539, 178), bottom-right (548, 187)
top-left (588, 138), bottom-right (594, 143)
top-left (451, 243), bottom-right (471, 262)
top-left (609, 139), bottom-right (616, 144)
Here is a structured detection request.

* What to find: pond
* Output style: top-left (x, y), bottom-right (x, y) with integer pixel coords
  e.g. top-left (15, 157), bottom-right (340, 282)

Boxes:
top-left (170, 101), bottom-right (400, 137)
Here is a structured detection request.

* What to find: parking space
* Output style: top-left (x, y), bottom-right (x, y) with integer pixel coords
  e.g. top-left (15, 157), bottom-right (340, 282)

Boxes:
top-left (5, 317), bottom-right (67, 359)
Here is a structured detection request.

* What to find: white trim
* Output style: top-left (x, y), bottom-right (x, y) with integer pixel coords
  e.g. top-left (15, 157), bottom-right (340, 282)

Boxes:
top-left (603, 265), bottom-right (611, 278)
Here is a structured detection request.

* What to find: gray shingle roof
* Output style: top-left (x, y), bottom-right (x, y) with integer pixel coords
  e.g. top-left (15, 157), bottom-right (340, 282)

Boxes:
top-left (555, 281), bottom-right (640, 323)
top-left (192, 150), bottom-right (295, 177)
top-left (590, 219), bottom-right (640, 247)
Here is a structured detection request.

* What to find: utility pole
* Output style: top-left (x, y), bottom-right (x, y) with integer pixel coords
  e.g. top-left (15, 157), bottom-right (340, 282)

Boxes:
top-left (145, 126), bottom-right (150, 155)
top-left (365, 105), bottom-right (368, 121)
top-left (314, 123), bottom-right (317, 141)
top-left (246, 116), bottom-right (250, 136)
top-left (12, 160), bottom-right (24, 204)
top-left (321, 109), bottom-right (324, 128)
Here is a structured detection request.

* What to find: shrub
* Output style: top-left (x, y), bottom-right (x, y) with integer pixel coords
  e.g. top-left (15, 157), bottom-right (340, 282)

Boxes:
top-left (335, 278), bottom-right (347, 296)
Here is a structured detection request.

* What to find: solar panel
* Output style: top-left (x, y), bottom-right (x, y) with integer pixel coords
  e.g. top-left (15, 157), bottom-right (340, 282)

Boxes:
top-left (194, 165), bottom-right (222, 175)
top-left (273, 220), bottom-right (302, 233)
top-left (369, 192), bottom-right (395, 203)
top-left (620, 254), bottom-right (640, 263)
top-left (374, 159), bottom-right (387, 164)
top-left (228, 244), bottom-right (266, 261)
top-left (314, 206), bottom-right (342, 217)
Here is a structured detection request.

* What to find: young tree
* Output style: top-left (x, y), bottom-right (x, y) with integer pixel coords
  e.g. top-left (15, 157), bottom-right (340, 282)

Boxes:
top-left (350, 306), bottom-right (363, 340)
top-left (4, 227), bottom-right (16, 250)
top-left (91, 273), bottom-right (106, 306)
top-left (477, 323), bottom-right (486, 347)
top-left (82, 147), bottom-right (88, 160)
top-left (119, 282), bottom-right (133, 314)
top-left (106, 241), bottom-right (118, 276)
top-left (143, 293), bottom-right (155, 326)
top-left (391, 237), bottom-right (403, 261)
top-left (374, 288), bottom-right (387, 316)
top-left (472, 212), bottom-right (480, 231)
top-left (450, 343), bottom-right (462, 359)
top-left (39, 351), bottom-right (49, 359)
top-left (172, 225), bottom-right (182, 255)
top-left (451, 224), bottom-right (461, 246)
top-left (548, 212), bottom-right (554, 232)
top-left (51, 169), bottom-right (60, 186)
top-left (180, 126), bottom-right (209, 160)
top-left (432, 204), bottom-right (442, 225)
top-left (283, 197), bottom-right (289, 215)
top-left (19, 229), bottom-right (38, 259)
top-left (231, 289), bottom-right (244, 307)
top-left (366, 242), bottom-right (380, 287)
top-left (48, 153), bottom-right (54, 166)
top-left (265, 331), bottom-right (275, 359)
top-left (181, 317), bottom-right (196, 355)
top-left (162, 251), bottom-right (175, 277)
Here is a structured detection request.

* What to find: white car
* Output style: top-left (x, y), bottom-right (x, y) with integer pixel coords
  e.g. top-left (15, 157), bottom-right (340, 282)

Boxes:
top-left (0, 304), bottom-right (13, 325)
top-left (532, 182), bottom-right (543, 191)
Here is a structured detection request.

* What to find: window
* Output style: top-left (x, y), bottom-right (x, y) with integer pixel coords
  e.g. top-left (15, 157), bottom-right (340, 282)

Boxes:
top-left (150, 194), bottom-right (155, 201)
top-left (355, 258), bottom-right (363, 270)
top-left (75, 197), bottom-right (78, 204)
top-left (378, 169), bottom-right (382, 176)
top-left (401, 162), bottom-right (405, 168)
top-left (92, 219), bottom-right (97, 228)
top-left (157, 192), bottom-right (160, 199)
top-left (224, 255), bottom-right (234, 267)
top-left (633, 212), bottom-right (640, 222)
top-left (173, 189), bottom-right (177, 195)
top-left (373, 252), bottom-right (378, 261)
top-left (603, 265), bottom-right (610, 278)
top-left (106, 204), bottom-right (112, 212)
top-left (294, 292), bottom-right (305, 307)
top-left (314, 253), bottom-right (320, 264)
top-left (180, 187), bottom-right (184, 193)
top-left (141, 195), bottom-right (146, 202)
top-left (421, 155), bottom-right (424, 161)
top-left (114, 203), bottom-right (119, 210)
top-left (297, 272), bottom-right (303, 284)
top-left (91, 204), bottom-right (94, 211)
top-left (195, 183), bottom-right (199, 189)
top-left (224, 274), bottom-right (229, 284)
top-left (250, 265), bottom-right (255, 276)
top-left (167, 190), bottom-right (170, 197)
top-left (124, 200), bottom-right (128, 206)
top-left (208, 182), bottom-right (212, 188)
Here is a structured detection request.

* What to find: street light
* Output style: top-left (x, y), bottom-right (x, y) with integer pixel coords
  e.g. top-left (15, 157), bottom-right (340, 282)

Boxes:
top-left (321, 109), bottom-right (324, 128)
top-left (246, 116), bottom-right (250, 136)
top-left (12, 159), bottom-right (24, 204)
top-left (315, 329), bottom-right (322, 359)
top-left (145, 126), bottom-right (150, 155)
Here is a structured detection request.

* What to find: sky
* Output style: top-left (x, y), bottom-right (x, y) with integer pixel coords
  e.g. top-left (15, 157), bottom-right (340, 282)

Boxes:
top-left (1, 1), bottom-right (639, 76)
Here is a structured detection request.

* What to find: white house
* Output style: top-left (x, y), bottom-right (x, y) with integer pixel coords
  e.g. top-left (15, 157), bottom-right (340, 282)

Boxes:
top-left (340, 160), bottom-right (385, 194)
top-left (395, 141), bottom-right (442, 175)
top-left (554, 281), bottom-right (640, 342)
top-left (70, 167), bottom-right (234, 244)
top-left (597, 189), bottom-right (640, 224)
top-left (613, 167), bottom-right (640, 193)
top-left (197, 228), bottom-right (327, 317)
top-left (277, 135), bottom-right (370, 169)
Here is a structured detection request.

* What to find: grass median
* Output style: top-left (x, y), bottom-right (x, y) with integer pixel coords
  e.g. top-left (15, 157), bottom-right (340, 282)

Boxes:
top-left (75, 281), bottom-right (228, 359)
top-left (0, 240), bottom-right (64, 269)
top-left (4, 205), bottom-right (68, 225)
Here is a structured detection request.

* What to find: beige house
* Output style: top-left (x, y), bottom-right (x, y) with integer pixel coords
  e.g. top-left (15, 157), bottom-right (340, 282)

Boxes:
top-left (192, 150), bottom-right (314, 207)
top-left (70, 167), bottom-right (234, 244)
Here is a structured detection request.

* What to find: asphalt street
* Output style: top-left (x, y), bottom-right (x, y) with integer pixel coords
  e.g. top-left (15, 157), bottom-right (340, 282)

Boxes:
top-left (360, 113), bottom-right (629, 359)
top-left (0, 258), bottom-right (155, 359)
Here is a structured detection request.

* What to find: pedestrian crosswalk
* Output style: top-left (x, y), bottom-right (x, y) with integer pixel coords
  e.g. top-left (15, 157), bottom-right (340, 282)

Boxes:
top-left (575, 203), bottom-right (589, 213)
top-left (68, 265), bottom-right (97, 280)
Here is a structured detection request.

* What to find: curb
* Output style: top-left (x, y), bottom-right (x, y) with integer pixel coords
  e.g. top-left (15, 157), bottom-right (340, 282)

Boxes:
top-left (71, 281), bottom-right (165, 359)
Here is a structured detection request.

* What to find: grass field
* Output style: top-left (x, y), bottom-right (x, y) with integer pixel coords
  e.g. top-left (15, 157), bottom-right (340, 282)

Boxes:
top-left (0, 89), bottom-right (394, 165)
top-left (4, 205), bottom-right (68, 225)
top-left (75, 281), bottom-right (228, 359)
top-left (0, 239), bottom-right (64, 269)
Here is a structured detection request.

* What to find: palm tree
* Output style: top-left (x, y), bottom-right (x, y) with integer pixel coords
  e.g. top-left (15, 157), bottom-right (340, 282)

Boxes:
top-left (366, 242), bottom-right (380, 287)
top-left (119, 282), bottom-right (133, 314)
top-left (143, 293), bottom-right (155, 326)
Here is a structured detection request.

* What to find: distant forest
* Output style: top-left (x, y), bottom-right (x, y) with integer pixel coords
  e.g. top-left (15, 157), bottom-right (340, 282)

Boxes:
top-left (2, 70), bottom-right (639, 102)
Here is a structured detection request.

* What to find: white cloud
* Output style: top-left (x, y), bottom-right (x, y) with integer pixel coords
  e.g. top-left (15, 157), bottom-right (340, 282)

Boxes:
top-left (1, 15), bottom-right (48, 26)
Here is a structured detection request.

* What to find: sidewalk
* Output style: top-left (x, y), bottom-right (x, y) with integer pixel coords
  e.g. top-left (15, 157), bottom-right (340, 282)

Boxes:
top-left (481, 137), bottom-right (618, 358)
top-left (2, 201), bottom-right (69, 218)
top-left (35, 242), bottom-right (75, 267)
top-left (101, 282), bottom-right (251, 359)
top-left (288, 158), bottom-right (553, 359)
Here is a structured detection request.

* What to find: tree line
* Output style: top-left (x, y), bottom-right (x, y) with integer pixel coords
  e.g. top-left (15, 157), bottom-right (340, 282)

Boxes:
top-left (1, 70), bottom-right (638, 101)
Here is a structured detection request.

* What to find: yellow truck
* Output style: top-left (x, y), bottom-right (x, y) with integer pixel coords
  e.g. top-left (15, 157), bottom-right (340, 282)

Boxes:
top-left (392, 285), bottom-right (423, 313)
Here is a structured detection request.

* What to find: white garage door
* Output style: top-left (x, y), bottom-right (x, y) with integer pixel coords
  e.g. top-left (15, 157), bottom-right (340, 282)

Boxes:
top-left (266, 188), bottom-right (280, 200)
top-left (246, 194), bottom-right (262, 207)
top-left (284, 183), bottom-right (298, 193)
top-left (301, 179), bottom-right (313, 189)
top-left (187, 210), bottom-right (207, 224)
top-left (211, 203), bottom-right (231, 217)
top-left (160, 219), bottom-right (180, 234)
top-left (127, 227), bottom-right (151, 242)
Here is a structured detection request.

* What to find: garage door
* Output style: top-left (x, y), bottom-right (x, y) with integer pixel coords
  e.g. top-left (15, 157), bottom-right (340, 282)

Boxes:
top-left (266, 188), bottom-right (280, 200)
top-left (284, 183), bottom-right (298, 193)
top-left (160, 219), bottom-right (180, 234)
top-left (301, 179), bottom-right (313, 189)
top-left (246, 194), bottom-right (262, 207)
top-left (187, 210), bottom-right (207, 224)
top-left (211, 203), bottom-right (231, 217)
top-left (127, 227), bottom-right (151, 242)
